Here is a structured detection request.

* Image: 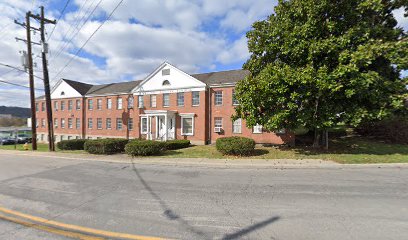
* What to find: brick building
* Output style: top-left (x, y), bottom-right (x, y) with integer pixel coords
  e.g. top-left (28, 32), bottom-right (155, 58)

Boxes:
top-left (35, 62), bottom-right (294, 145)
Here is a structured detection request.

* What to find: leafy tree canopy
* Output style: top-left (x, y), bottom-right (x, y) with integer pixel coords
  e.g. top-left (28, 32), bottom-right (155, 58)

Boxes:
top-left (235, 0), bottom-right (408, 136)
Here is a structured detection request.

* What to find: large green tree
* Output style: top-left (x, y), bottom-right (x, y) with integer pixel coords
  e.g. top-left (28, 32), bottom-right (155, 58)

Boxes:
top-left (235, 0), bottom-right (408, 148)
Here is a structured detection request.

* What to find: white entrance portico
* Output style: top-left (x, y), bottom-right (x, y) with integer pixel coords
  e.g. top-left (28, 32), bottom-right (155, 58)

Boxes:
top-left (141, 110), bottom-right (176, 141)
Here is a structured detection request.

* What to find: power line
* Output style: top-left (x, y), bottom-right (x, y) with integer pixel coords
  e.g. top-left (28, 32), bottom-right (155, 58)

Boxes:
top-left (50, 0), bottom-right (102, 61)
top-left (51, 0), bottom-right (124, 81)
top-left (47, 0), bottom-right (71, 41)
top-left (0, 79), bottom-right (44, 90)
top-left (0, 62), bottom-right (44, 80)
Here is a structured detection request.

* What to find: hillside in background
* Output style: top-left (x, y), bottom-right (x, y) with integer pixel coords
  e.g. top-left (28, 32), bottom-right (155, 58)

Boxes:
top-left (0, 106), bottom-right (31, 118)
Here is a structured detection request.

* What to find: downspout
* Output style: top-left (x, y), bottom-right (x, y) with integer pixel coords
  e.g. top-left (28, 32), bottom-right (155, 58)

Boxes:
top-left (207, 86), bottom-right (211, 144)
top-left (82, 97), bottom-right (86, 139)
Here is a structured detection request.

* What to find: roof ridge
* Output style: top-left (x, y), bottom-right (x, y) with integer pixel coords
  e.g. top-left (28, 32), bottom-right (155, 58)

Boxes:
top-left (191, 69), bottom-right (247, 76)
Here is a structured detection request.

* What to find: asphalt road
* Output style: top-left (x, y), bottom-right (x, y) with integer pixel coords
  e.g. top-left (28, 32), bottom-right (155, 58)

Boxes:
top-left (0, 152), bottom-right (407, 240)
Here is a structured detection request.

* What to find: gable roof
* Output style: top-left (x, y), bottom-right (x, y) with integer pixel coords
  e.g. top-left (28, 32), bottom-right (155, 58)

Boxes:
top-left (191, 69), bottom-right (250, 86)
top-left (86, 80), bottom-right (142, 96)
top-left (62, 79), bottom-right (93, 95)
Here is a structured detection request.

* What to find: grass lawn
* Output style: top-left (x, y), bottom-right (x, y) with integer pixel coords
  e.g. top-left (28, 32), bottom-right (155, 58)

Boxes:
top-left (0, 143), bottom-right (85, 154)
top-left (162, 136), bottom-right (408, 164)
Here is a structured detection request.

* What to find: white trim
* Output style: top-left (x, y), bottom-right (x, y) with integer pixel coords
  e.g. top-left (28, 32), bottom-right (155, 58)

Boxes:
top-left (181, 116), bottom-right (194, 136)
top-left (179, 113), bottom-right (195, 117)
top-left (208, 83), bottom-right (236, 88)
top-left (140, 117), bottom-right (148, 134)
top-left (134, 86), bottom-right (206, 95)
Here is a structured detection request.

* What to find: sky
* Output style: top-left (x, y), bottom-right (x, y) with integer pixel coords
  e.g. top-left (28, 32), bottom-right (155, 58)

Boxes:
top-left (0, 0), bottom-right (406, 108)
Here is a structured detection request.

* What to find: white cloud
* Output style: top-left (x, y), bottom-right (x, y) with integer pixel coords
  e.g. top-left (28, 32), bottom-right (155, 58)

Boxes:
top-left (217, 36), bottom-right (249, 64)
top-left (393, 7), bottom-right (408, 31)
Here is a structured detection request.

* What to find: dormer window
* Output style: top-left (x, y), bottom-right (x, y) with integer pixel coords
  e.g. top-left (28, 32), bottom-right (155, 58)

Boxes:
top-left (162, 80), bottom-right (170, 86)
top-left (162, 69), bottom-right (170, 76)
top-left (61, 91), bottom-right (65, 96)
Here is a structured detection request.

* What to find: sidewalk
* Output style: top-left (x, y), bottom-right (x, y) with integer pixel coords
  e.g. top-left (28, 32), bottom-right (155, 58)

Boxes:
top-left (1, 149), bottom-right (407, 169)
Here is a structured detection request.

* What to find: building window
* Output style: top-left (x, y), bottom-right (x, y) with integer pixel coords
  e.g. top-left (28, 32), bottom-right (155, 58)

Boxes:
top-left (97, 99), bottom-right (102, 110)
top-left (68, 118), bottom-right (73, 129)
top-left (68, 100), bottom-right (73, 110)
top-left (253, 124), bottom-right (263, 134)
top-left (138, 96), bottom-right (144, 108)
top-left (54, 118), bottom-right (58, 128)
top-left (106, 118), bottom-right (111, 129)
top-left (61, 101), bottom-right (65, 111)
top-left (181, 117), bottom-right (194, 135)
top-left (150, 95), bottom-right (156, 108)
top-left (162, 80), bottom-right (170, 86)
top-left (163, 93), bottom-right (170, 107)
top-left (141, 117), bottom-right (148, 134)
top-left (41, 102), bottom-right (45, 111)
top-left (61, 118), bottom-right (65, 129)
top-left (116, 118), bottom-right (123, 130)
top-left (233, 118), bottom-right (242, 134)
top-left (76, 100), bottom-right (81, 110)
top-left (128, 118), bottom-right (133, 130)
top-left (128, 96), bottom-right (134, 109)
top-left (41, 134), bottom-right (44, 141)
top-left (35, 103), bottom-right (39, 112)
top-left (68, 136), bottom-right (72, 140)
top-left (192, 91), bottom-right (200, 106)
top-left (76, 118), bottom-right (80, 129)
top-left (177, 92), bottom-right (184, 106)
top-left (54, 101), bottom-right (58, 111)
top-left (76, 136), bottom-right (80, 139)
top-left (88, 99), bottom-right (93, 110)
top-left (97, 118), bottom-right (102, 129)
top-left (214, 91), bottom-right (223, 105)
top-left (107, 98), bottom-right (112, 109)
top-left (232, 90), bottom-right (239, 105)
top-left (41, 118), bottom-right (45, 127)
top-left (214, 117), bottom-right (223, 128)
top-left (88, 118), bottom-right (93, 129)
top-left (117, 97), bottom-right (123, 110)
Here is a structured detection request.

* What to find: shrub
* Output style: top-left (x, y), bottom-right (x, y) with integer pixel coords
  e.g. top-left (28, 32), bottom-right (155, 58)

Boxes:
top-left (84, 138), bottom-right (129, 155)
top-left (356, 116), bottom-right (408, 144)
top-left (216, 136), bottom-right (255, 156)
top-left (125, 140), bottom-right (166, 156)
top-left (57, 139), bottom-right (87, 150)
top-left (164, 139), bottom-right (190, 150)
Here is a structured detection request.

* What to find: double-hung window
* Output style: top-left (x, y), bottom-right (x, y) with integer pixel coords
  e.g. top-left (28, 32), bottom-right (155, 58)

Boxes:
top-left (88, 99), bottom-right (93, 110)
top-left (150, 95), bottom-right (156, 108)
top-left (88, 118), bottom-right (93, 129)
top-left (214, 117), bottom-right (223, 128)
top-left (192, 91), bottom-right (200, 106)
top-left (68, 118), bottom-right (73, 129)
top-left (54, 118), bottom-right (58, 128)
top-left (97, 99), bottom-right (102, 110)
top-left (128, 118), bottom-right (133, 130)
top-left (61, 118), bottom-right (65, 129)
top-left (128, 96), bottom-right (134, 109)
top-left (177, 92), bottom-right (184, 106)
top-left (232, 118), bottom-right (242, 134)
top-left (232, 90), bottom-right (239, 105)
top-left (54, 101), bottom-right (58, 111)
top-left (138, 96), bottom-right (144, 108)
top-left (61, 101), bottom-right (65, 111)
top-left (97, 118), bottom-right (102, 129)
top-left (35, 103), bottom-right (39, 112)
top-left (181, 116), bottom-right (194, 135)
top-left (76, 118), bottom-right (80, 129)
top-left (141, 117), bottom-right (148, 134)
top-left (116, 118), bottom-right (123, 130)
top-left (106, 118), bottom-right (111, 129)
top-left (41, 102), bottom-right (45, 111)
top-left (214, 91), bottom-right (223, 105)
top-left (106, 98), bottom-right (112, 109)
top-left (117, 98), bottom-right (123, 110)
top-left (163, 93), bottom-right (170, 107)
top-left (76, 100), bottom-right (81, 110)
top-left (68, 100), bottom-right (73, 110)
top-left (253, 124), bottom-right (263, 134)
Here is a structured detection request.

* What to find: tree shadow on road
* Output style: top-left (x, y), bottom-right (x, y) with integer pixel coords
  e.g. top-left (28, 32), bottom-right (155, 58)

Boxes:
top-left (222, 216), bottom-right (280, 240)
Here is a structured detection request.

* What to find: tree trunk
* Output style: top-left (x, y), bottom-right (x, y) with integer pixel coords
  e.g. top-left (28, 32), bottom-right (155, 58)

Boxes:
top-left (322, 129), bottom-right (329, 150)
top-left (312, 128), bottom-right (321, 148)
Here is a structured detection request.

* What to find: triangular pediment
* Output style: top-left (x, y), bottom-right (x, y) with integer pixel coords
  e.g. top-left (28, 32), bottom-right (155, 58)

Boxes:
top-left (51, 79), bottom-right (84, 99)
top-left (132, 62), bottom-right (206, 94)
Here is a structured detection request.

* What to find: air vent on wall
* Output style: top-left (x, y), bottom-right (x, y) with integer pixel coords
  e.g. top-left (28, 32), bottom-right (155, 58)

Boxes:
top-left (162, 69), bottom-right (170, 76)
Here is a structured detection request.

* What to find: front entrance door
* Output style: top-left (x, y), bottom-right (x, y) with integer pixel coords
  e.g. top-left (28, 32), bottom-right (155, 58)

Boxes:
top-left (158, 116), bottom-right (166, 140)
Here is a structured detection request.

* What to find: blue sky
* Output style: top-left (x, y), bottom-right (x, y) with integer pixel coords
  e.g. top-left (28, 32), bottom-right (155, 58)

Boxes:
top-left (0, 0), bottom-right (406, 107)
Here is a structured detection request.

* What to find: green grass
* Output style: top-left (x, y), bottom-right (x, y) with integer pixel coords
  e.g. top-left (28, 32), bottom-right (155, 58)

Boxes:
top-left (161, 136), bottom-right (408, 164)
top-left (0, 143), bottom-right (85, 154)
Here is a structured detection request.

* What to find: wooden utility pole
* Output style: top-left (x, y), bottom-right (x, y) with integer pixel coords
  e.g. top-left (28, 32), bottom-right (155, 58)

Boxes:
top-left (25, 11), bottom-right (37, 150)
top-left (30, 7), bottom-right (56, 151)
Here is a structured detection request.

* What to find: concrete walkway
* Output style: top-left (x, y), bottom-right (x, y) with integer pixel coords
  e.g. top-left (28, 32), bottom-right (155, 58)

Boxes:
top-left (1, 149), bottom-right (407, 169)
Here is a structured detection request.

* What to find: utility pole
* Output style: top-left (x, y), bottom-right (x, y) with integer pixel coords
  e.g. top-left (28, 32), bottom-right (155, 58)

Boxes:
top-left (29, 7), bottom-right (56, 151)
top-left (15, 12), bottom-right (38, 150)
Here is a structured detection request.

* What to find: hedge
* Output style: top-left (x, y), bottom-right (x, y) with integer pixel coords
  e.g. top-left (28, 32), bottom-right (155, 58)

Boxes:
top-left (355, 116), bottom-right (408, 144)
top-left (56, 139), bottom-right (87, 150)
top-left (84, 138), bottom-right (129, 155)
top-left (125, 140), bottom-right (167, 156)
top-left (216, 136), bottom-right (255, 156)
top-left (164, 139), bottom-right (190, 150)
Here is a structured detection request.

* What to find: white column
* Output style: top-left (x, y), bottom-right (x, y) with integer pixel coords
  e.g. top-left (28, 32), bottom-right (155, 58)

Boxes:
top-left (156, 116), bottom-right (159, 140)
top-left (147, 116), bottom-right (150, 140)
top-left (164, 114), bottom-right (168, 141)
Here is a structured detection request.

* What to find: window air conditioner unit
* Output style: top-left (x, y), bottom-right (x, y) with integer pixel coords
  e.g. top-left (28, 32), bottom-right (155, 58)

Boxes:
top-left (214, 127), bottom-right (222, 133)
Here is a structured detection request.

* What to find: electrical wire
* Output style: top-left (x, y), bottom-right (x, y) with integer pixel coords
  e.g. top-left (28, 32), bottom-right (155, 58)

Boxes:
top-left (0, 79), bottom-right (44, 90)
top-left (51, 0), bottom-right (124, 82)
top-left (0, 62), bottom-right (44, 80)
top-left (47, 0), bottom-right (72, 41)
